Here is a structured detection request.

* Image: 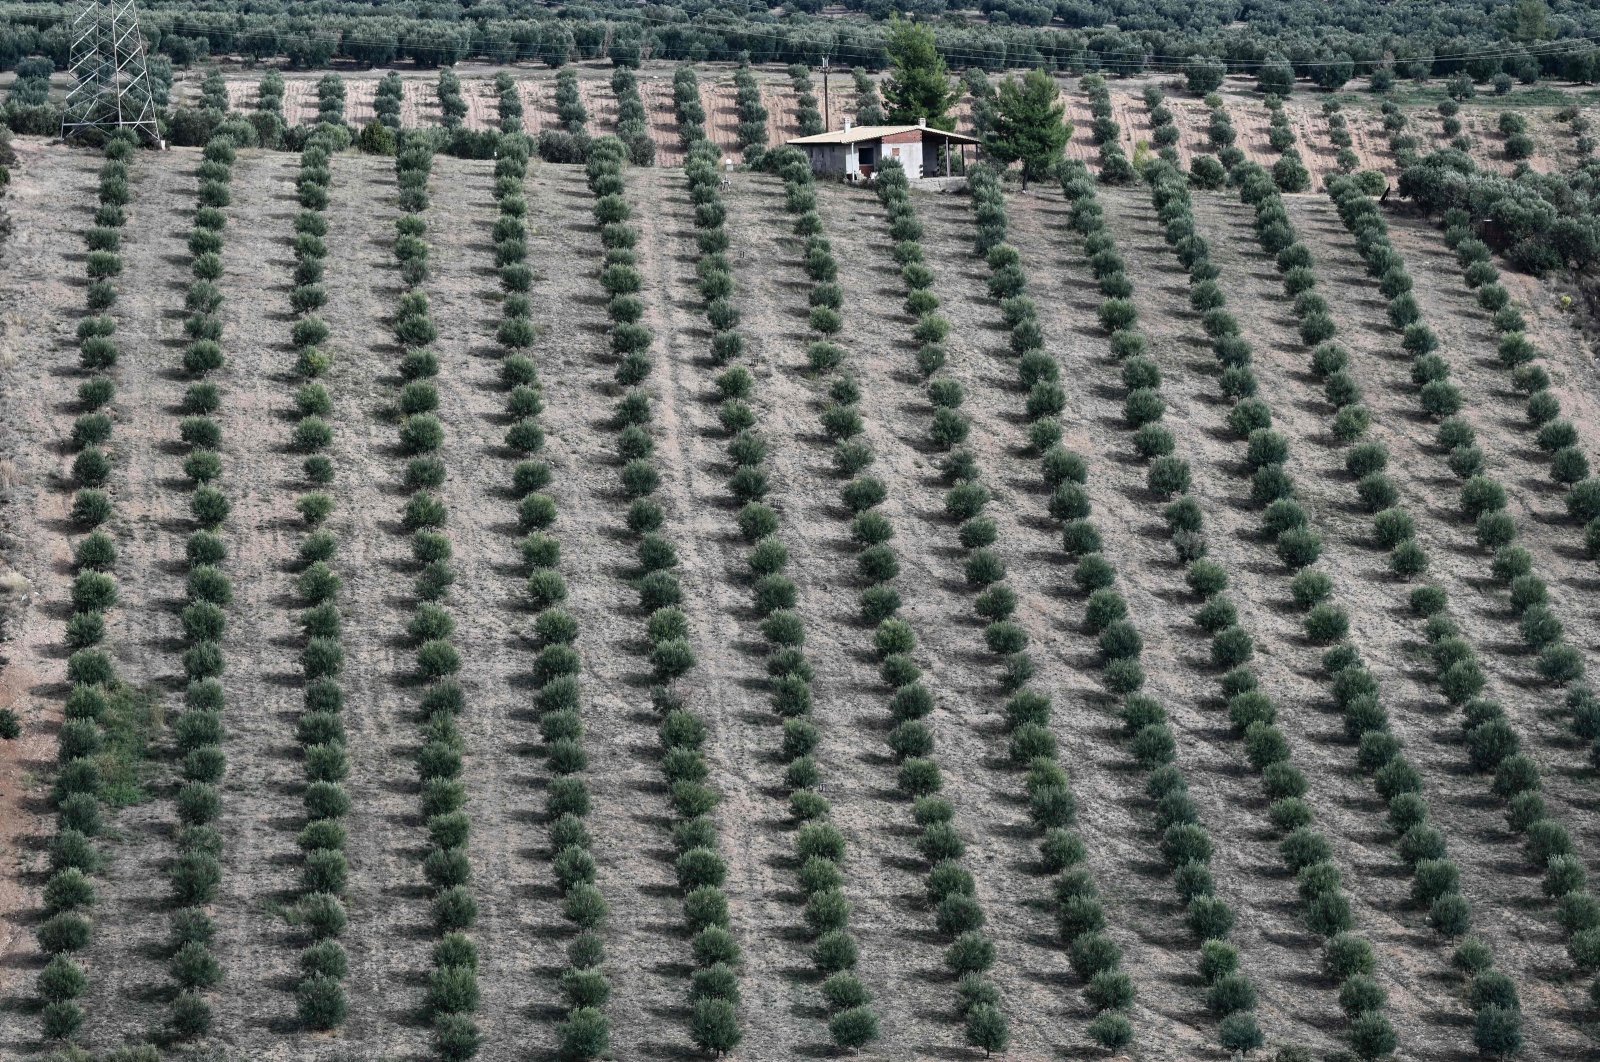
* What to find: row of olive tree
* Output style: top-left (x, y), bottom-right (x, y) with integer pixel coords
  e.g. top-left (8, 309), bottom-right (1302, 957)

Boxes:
top-left (674, 68), bottom-right (880, 1048)
top-left (1329, 175), bottom-right (1600, 1012)
top-left (537, 66), bottom-right (591, 163)
top-left (1231, 153), bottom-right (1537, 1057)
top-left (1053, 158), bottom-right (1275, 1055)
top-left (281, 129), bottom-right (354, 1032)
top-left (585, 136), bottom-right (744, 1055)
top-left (30, 132), bottom-right (142, 1047)
top-left (890, 159), bottom-right (1142, 1051)
top-left (1144, 154), bottom-right (1416, 1057)
top-left (482, 131), bottom-right (622, 1059)
top-left (764, 143), bottom-right (1012, 1054)
top-left (153, 125), bottom-right (248, 1043)
top-left (387, 137), bottom-right (486, 1062)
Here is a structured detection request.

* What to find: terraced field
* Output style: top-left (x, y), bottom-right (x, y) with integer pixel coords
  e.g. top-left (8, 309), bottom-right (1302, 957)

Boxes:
top-left (0, 116), bottom-right (1597, 1062)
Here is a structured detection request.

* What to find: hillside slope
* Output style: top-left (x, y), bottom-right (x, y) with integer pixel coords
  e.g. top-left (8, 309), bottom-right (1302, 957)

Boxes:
top-left (0, 141), bottom-right (1597, 1061)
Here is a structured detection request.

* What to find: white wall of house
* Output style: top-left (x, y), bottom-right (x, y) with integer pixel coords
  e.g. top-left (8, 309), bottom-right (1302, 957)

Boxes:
top-left (804, 135), bottom-right (951, 180)
top-left (880, 139), bottom-right (924, 177)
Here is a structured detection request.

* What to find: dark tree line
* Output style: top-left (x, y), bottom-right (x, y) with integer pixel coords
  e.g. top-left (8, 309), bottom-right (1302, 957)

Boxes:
top-left (3, 0), bottom-right (1598, 85)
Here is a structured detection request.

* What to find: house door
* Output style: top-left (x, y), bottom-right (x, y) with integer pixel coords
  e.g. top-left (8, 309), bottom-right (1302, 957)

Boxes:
top-left (857, 144), bottom-right (876, 179)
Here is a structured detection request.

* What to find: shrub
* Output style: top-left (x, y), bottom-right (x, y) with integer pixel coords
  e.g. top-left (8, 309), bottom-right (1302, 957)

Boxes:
top-left (1147, 457), bottom-right (1191, 498)
top-left (1187, 894), bottom-right (1235, 941)
top-left (1276, 528), bottom-right (1322, 569)
top-left (1087, 1010), bottom-right (1133, 1049)
top-left (814, 928), bottom-right (858, 973)
top-left (296, 974), bottom-right (347, 1030)
top-left (1211, 627), bottom-right (1254, 670)
top-left (1324, 932), bottom-right (1376, 980)
top-left (1218, 1011), bottom-right (1265, 1053)
top-left (1473, 1005), bottom-right (1523, 1058)
top-left (1348, 1010), bottom-right (1398, 1060)
top-left (1305, 604), bottom-right (1350, 644)
top-left (964, 1001), bottom-right (1009, 1056)
top-left (38, 955), bottom-right (88, 1003)
top-left (557, 1006), bottom-right (609, 1060)
top-left (944, 930), bottom-right (995, 976)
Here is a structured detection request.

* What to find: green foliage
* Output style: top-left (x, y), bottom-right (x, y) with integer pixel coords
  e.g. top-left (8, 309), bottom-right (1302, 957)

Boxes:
top-left (982, 70), bottom-right (1069, 188)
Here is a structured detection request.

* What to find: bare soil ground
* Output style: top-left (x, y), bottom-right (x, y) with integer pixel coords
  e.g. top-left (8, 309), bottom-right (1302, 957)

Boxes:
top-left (2, 138), bottom-right (1599, 1060)
top-left (344, 78), bottom-right (377, 128)
top-left (642, 74), bottom-right (685, 167)
top-left (523, 80), bottom-right (558, 137)
top-left (576, 78), bottom-right (617, 138)
top-left (401, 78), bottom-right (438, 129)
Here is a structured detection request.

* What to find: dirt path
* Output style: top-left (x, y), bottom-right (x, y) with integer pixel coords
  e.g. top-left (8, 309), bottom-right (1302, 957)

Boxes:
top-left (701, 79), bottom-right (743, 158)
top-left (304, 151), bottom-right (431, 1060)
top-left (524, 79), bottom-right (556, 135)
top-left (345, 78), bottom-right (377, 127)
top-left (400, 78), bottom-right (437, 129)
top-left (409, 154), bottom-right (568, 1061)
top-left (199, 148), bottom-right (313, 1052)
top-left (642, 75), bottom-right (685, 167)
top-left (1190, 190), bottom-right (1594, 1057)
top-left (70, 148), bottom-right (196, 1048)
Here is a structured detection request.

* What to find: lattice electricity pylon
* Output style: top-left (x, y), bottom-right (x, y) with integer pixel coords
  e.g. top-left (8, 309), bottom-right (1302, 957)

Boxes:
top-left (60, 0), bottom-right (160, 143)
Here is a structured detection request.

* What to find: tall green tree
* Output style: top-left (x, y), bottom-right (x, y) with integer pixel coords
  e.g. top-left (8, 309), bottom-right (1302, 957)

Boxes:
top-left (1512, 0), bottom-right (1551, 41)
top-left (1186, 54), bottom-right (1227, 94)
top-left (1257, 53), bottom-right (1296, 96)
top-left (882, 19), bottom-right (959, 131)
top-left (982, 70), bottom-right (1069, 190)
top-left (964, 67), bottom-right (996, 140)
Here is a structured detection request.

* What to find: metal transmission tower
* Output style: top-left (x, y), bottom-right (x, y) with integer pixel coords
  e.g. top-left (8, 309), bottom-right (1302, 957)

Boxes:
top-left (60, 0), bottom-right (160, 143)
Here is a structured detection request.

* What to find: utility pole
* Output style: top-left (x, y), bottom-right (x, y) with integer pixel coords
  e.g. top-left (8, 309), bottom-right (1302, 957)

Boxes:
top-left (60, 0), bottom-right (160, 144)
top-left (822, 55), bottom-right (830, 131)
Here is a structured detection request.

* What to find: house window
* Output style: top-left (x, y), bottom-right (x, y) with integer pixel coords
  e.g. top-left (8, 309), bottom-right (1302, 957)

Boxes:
top-left (890, 146), bottom-right (900, 158)
top-left (857, 145), bottom-right (876, 166)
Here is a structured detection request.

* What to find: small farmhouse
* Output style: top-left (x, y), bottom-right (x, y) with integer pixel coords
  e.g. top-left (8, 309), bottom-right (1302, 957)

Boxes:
top-left (787, 120), bottom-right (980, 181)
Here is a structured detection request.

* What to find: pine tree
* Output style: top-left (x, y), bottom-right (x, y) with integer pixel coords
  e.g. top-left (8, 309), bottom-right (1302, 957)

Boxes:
top-left (882, 19), bottom-right (959, 130)
top-left (982, 70), bottom-right (1069, 190)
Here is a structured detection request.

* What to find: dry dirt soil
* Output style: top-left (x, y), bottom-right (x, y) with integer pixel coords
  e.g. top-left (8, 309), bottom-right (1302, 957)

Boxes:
top-left (0, 132), bottom-right (1598, 1062)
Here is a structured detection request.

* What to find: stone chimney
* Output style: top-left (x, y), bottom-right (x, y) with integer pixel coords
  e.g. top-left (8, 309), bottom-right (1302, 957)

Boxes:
top-left (918, 116), bottom-right (926, 128)
top-left (843, 117), bottom-right (852, 131)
